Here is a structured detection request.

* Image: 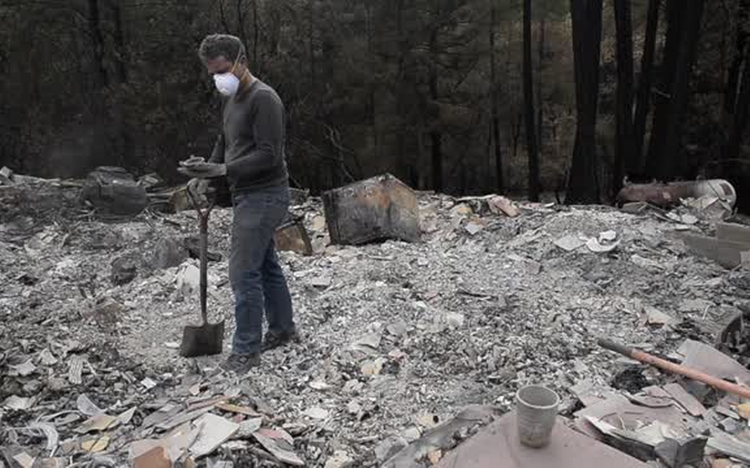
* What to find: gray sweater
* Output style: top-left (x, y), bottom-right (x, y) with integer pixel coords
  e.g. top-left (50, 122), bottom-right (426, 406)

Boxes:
top-left (209, 80), bottom-right (289, 192)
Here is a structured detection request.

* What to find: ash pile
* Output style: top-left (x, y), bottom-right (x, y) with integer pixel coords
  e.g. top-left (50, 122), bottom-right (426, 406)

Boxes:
top-left (2, 168), bottom-right (750, 467)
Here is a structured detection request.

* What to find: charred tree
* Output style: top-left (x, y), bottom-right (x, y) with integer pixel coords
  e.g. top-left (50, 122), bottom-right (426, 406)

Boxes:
top-left (251, 0), bottom-right (259, 69)
top-left (429, 31), bottom-right (443, 192)
top-left (536, 17), bottom-right (545, 158)
top-left (723, 41), bottom-right (750, 164)
top-left (87, 0), bottom-right (108, 88)
top-left (236, 0), bottom-right (248, 58)
top-left (108, 0), bottom-right (133, 168)
top-left (646, 0), bottom-right (705, 181)
top-left (613, 0), bottom-right (635, 194)
top-left (489, 0), bottom-right (503, 193)
top-left (523, 0), bottom-right (541, 201)
top-left (722, 0), bottom-right (750, 162)
top-left (110, 0), bottom-right (127, 84)
top-left (566, 0), bottom-right (603, 204)
top-left (724, 0), bottom-right (749, 117)
top-left (632, 0), bottom-right (661, 171)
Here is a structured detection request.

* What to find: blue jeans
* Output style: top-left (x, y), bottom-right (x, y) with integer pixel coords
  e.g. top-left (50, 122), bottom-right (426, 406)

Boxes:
top-left (229, 186), bottom-right (294, 355)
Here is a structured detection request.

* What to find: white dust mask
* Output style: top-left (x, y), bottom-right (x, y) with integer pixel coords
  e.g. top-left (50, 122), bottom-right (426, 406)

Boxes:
top-left (214, 73), bottom-right (240, 96)
top-left (213, 49), bottom-right (244, 96)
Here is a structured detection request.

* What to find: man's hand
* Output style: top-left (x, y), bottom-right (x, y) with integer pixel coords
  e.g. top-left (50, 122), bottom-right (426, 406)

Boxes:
top-left (186, 178), bottom-right (209, 199)
top-left (178, 156), bottom-right (227, 179)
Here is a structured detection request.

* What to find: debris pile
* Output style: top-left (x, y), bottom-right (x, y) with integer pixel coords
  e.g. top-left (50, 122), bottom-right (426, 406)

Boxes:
top-left (2, 170), bottom-right (750, 466)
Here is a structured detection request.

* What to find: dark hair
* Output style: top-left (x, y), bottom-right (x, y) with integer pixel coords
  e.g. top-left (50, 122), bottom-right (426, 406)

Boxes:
top-left (198, 34), bottom-right (245, 63)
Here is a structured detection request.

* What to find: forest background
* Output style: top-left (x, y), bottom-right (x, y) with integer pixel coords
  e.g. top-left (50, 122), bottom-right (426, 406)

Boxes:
top-left (1, 0), bottom-right (748, 207)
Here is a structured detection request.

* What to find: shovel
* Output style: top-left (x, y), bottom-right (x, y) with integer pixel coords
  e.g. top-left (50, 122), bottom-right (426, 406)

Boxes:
top-left (179, 191), bottom-right (225, 358)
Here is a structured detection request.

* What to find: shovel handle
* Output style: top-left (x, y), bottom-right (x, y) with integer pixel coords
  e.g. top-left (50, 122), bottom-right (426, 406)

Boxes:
top-left (598, 338), bottom-right (750, 399)
top-left (187, 189), bottom-right (214, 325)
top-left (198, 208), bottom-right (211, 324)
top-left (598, 339), bottom-right (633, 357)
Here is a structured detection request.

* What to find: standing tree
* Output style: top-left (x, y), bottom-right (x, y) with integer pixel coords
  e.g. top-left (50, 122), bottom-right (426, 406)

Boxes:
top-left (489, 0), bottom-right (504, 193)
top-left (632, 0), bottom-right (661, 171)
top-left (536, 15), bottom-right (545, 164)
top-left (722, 0), bottom-right (750, 162)
top-left (613, 0), bottom-right (635, 194)
top-left (428, 23), bottom-right (444, 192)
top-left (566, 0), bottom-right (603, 204)
top-left (523, 0), bottom-right (541, 201)
top-left (646, 0), bottom-right (705, 180)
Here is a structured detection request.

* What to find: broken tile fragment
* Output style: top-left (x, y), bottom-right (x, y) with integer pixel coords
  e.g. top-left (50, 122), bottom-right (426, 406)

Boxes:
top-left (81, 435), bottom-right (110, 453)
top-left (38, 349), bottom-right (58, 366)
top-left (76, 413), bottom-right (119, 433)
top-left (190, 413), bottom-right (239, 458)
top-left (3, 395), bottom-right (35, 410)
top-left (554, 234), bottom-right (586, 252)
top-left (10, 359), bottom-right (36, 377)
top-left (141, 377), bottom-right (157, 390)
top-left (13, 453), bottom-right (35, 468)
top-left (663, 383), bottom-right (706, 417)
top-left (324, 450), bottom-right (354, 468)
top-left (76, 394), bottom-right (103, 416)
top-left (303, 406), bottom-right (330, 420)
top-left (67, 355), bottom-right (84, 385)
top-left (361, 358), bottom-right (386, 376)
top-left (235, 417), bottom-right (263, 438)
top-left (253, 428), bottom-right (305, 466)
top-left (643, 306), bottom-right (677, 327)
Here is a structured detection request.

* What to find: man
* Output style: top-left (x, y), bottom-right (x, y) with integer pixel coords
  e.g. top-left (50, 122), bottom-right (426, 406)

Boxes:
top-left (179, 34), bottom-right (299, 374)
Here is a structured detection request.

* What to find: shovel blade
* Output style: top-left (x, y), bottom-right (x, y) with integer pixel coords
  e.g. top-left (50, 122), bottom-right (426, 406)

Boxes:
top-left (179, 321), bottom-right (225, 358)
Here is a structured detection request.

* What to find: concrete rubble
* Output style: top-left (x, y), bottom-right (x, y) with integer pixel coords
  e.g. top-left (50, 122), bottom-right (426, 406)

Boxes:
top-left (2, 171), bottom-right (750, 466)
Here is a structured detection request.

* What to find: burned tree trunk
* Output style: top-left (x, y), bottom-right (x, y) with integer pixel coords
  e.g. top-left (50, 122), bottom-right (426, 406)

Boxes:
top-left (87, 0), bottom-right (108, 88)
top-left (489, 0), bottom-right (504, 193)
top-left (613, 0), bottom-right (635, 195)
top-left (536, 17), bottom-right (545, 160)
top-left (646, 0), bottom-right (705, 181)
top-left (523, 0), bottom-right (541, 202)
top-left (722, 0), bottom-right (750, 162)
top-left (429, 30), bottom-right (444, 192)
top-left (723, 0), bottom-right (749, 118)
top-left (723, 45), bottom-right (750, 163)
top-left (110, 0), bottom-right (127, 84)
top-left (566, 0), bottom-right (603, 205)
top-left (632, 0), bottom-right (661, 171)
top-left (251, 0), bottom-right (259, 70)
top-left (108, 0), bottom-right (133, 168)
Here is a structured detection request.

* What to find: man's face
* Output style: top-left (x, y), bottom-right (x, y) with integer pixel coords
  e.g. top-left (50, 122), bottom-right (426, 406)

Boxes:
top-left (205, 55), bottom-right (246, 78)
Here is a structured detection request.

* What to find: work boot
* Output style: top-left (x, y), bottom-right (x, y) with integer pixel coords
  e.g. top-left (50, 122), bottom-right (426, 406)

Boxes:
top-left (262, 329), bottom-right (301, 352)
top-left (220, 353), bottom-right (260, 374)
